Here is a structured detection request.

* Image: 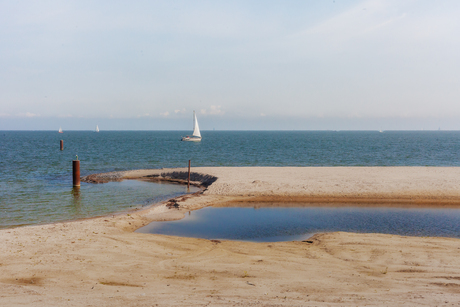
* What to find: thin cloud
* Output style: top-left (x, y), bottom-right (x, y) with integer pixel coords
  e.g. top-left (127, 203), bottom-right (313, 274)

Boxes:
top-left (57, 114), bottom-right (73, 118)
top-left (16, 112), bottom-right (40, 118)
top-left (201, 105), bottom-right (224, 116)
top-left (174, 109), bottom-right (186, 114)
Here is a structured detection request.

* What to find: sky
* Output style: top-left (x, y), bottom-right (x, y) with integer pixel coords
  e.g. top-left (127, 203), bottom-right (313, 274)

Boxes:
top-left (1, 0), bottom-right (460, 130)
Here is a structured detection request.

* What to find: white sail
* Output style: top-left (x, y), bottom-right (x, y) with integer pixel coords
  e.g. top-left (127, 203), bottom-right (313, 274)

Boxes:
top-left (58, 126), bottom-right (63, 133)
top-left (95, 125), bottom-right (99, 132)
top-left (181, 111), bottom-right (202, 141)
top-left (192, 111), bottom-right (201, 138)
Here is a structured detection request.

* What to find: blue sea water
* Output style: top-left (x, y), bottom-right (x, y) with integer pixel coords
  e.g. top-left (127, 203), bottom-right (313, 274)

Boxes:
top-left (1, 130), bottom-right (460, 230)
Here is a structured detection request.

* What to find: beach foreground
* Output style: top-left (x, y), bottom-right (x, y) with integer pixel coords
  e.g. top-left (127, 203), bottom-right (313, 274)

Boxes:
top-left (2, 167), bottom-right (460, 306)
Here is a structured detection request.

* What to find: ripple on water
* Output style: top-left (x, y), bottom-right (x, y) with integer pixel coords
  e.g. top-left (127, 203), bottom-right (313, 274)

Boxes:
top-left (0, 180), bottom-right (198, 229)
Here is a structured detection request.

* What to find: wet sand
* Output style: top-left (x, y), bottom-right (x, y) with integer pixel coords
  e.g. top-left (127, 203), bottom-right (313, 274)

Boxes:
top-left (2, 167), bottom-right (460, 306)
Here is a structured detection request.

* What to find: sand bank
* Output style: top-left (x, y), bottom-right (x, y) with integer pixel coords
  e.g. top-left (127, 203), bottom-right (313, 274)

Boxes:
top-left (89, 166), bottom-right (460, 206)
top-left (2, 167), bottom-right (460, 306)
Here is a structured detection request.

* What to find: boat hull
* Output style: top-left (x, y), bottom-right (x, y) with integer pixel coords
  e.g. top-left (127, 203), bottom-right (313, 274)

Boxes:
top-left (181, 136), bottom-right (201, 142)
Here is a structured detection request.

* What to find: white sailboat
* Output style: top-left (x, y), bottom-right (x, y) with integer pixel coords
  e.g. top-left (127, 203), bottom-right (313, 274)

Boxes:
top-left (95, 125), bottom-right (99, 132)
top-left (181, 111), bottom-right (202, 142)
top-left (58, 126), bottom-right (63, 133)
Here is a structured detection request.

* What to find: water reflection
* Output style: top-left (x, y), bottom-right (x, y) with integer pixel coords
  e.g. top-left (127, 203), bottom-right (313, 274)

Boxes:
top-left (136, 205), bottom-right (460, 242)
top-left (71, 186), bottom-right (81, 199)
top-left (71, 187), bottom-right (81, 212)
top-left (1, 179), bottom-right (198, 229)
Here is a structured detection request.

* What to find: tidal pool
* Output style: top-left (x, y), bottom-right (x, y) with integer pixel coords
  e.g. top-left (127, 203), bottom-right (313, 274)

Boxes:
top-left (0, 179), bottom-right (200, 229)
top-left (135, 204), bottom-right (460, 242)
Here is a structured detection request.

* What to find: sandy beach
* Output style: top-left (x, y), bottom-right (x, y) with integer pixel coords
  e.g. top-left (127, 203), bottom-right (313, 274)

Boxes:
top-left (2, 167), bottom-right (460, 306)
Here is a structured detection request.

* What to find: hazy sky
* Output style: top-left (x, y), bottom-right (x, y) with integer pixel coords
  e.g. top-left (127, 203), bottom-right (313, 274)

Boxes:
top-left (1, 0), bottom-right (460, 130)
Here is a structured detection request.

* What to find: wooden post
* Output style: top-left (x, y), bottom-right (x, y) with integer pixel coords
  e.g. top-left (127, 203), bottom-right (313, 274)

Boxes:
top-left (73, 159), bottom-right (80, 187)
top-left (187, 160), bottom-right (191, 189)
top-left (60, 140), bottom-right (64, 151)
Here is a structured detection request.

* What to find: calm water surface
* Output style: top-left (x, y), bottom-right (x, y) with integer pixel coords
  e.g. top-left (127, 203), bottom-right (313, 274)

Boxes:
top-left (2, 130), bottom-right (460, 229)
top-left (136, 206), bottom-right (460, 242)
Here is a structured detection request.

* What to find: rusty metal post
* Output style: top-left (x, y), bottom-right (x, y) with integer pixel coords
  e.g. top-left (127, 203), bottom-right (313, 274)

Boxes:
top-left (60, 140), bottom-right (64, 151)
top-left (187, 160), bottom-right (191, 189)
top-left (73, 159), bottom-right (80, 187)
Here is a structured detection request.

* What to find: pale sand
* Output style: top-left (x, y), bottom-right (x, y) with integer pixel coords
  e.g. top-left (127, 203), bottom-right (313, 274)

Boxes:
top-left (2, 167), bottom-right (460, 306)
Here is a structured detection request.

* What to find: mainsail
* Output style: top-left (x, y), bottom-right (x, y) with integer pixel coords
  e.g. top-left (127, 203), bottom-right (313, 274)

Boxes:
top-left (192, 111), bottom-right (201, 138)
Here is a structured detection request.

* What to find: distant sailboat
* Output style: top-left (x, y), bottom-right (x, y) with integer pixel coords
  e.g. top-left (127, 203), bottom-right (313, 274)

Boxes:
top-left (58, 127), bottom-right (63, 133)
top-left (181, 111), bottom-right (202, 142)
top-left (95, 125), bottom-right (99, 132)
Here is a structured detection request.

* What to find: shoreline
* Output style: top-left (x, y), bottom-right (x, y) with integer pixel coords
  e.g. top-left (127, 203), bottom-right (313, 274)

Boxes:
top-left (3, 166), bottom-right (460, 306)
top-left (85, 166), bottom-right (460, 206)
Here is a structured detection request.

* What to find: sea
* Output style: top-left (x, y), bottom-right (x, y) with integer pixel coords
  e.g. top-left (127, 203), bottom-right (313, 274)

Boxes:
top-left (1, 130), bottom-right (460, 232)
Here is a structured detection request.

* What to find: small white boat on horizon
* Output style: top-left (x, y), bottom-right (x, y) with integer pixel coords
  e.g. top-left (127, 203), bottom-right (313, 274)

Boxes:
top-left (181, 111), bottom-right (202, 142)
top-left (95, 125), bottom-right (99, 132)
top-left (58, 127), bottom-right (63, 133)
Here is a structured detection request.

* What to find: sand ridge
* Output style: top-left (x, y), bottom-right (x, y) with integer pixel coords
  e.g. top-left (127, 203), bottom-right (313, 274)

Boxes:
top-left (120, 166), bottom-right (460, 204)
top-left (2, 166), bottom-right (460, 306)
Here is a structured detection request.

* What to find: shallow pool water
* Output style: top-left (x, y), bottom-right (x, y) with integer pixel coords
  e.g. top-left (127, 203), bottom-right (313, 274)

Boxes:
top-left (1, 180), bottom-right (199, 229)
top-left (135, 205), bottom-right (460, 242)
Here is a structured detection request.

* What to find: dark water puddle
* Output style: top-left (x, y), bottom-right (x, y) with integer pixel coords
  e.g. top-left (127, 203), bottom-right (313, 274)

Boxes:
top-left (135, 204), bottom-right (460, 242)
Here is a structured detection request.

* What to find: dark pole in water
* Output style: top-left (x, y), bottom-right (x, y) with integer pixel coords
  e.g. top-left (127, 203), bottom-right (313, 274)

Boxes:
top-left (188, 160), bottom-right (191, 189)
top-left (60, 140), bottom-right (64, 151)
top-left (73, 157), bottom-right (80, 187)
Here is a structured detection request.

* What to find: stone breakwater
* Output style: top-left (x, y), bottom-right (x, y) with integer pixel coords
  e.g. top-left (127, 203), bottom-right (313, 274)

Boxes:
top-left (82, 168), bottom-right (218, 187)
